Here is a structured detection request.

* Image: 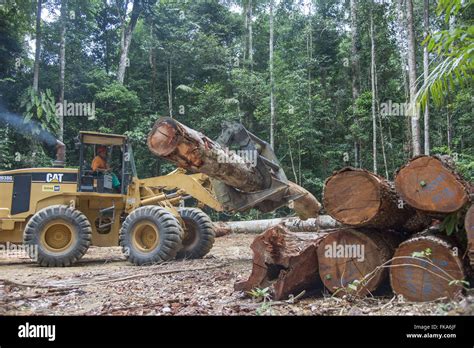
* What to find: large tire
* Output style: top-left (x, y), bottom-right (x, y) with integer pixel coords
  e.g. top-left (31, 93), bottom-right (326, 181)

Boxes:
top-left (23, 205), bottom-right (92, 267)
top-left (119, 206), bottom-right (183, 265)
top-left (177, 208), bottom-right (215, 259)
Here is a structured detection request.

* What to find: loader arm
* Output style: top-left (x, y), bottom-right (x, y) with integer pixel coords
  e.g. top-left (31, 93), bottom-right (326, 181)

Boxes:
top-left (135, 169), bottom-right (224, 212)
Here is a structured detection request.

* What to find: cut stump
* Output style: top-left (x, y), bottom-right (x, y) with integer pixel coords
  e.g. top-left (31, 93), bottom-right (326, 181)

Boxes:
top-left (234, 225), bottom-right (326, 300)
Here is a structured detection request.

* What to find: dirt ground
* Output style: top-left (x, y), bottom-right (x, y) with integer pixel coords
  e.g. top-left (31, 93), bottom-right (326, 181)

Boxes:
top-left (0, 233), bottom-right (472, 316)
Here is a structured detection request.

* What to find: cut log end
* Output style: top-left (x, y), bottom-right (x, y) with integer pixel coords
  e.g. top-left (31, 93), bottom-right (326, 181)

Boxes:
top-left (317, 228), bottom-right (398, 296)
top-left (324, 169), bottom-right (382, 226)
top-left (395, 156), bottom-right (469, 214)
top-left (390, 233), bottom-right (465, 302)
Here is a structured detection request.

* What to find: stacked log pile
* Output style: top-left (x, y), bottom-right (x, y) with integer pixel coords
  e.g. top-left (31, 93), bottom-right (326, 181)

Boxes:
top-left (236, 156), bottom-right (472, 302)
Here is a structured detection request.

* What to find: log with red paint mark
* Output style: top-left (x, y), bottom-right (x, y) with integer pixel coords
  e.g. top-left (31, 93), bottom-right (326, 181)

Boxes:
top-left (323, 167), bottom-right (431, 231)
top-left (316, 228), bottom-right (400, 296)
top-left (390, 231), bottom-right (466, 302)
top-left (395, 155), bottom-right (471, 215)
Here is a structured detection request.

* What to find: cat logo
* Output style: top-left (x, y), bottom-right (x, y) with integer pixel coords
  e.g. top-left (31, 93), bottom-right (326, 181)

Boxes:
top-left (46, 173), bottom-right (64, 183)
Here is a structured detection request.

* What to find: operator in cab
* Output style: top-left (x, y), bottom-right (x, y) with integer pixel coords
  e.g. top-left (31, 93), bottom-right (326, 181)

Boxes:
top-left (91, 145), bottom-right (121, 190)
top-left (91, 145), bottom-right (109, 173)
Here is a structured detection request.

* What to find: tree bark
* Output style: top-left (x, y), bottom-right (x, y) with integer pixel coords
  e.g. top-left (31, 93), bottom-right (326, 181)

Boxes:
top-left (234, 225), bottom-right (326, 300)
top-left (117, 0), bottom-right (141, 85)
top-left (423, 0), bottom-right (430, 155)
top-left (323, 167), bottom-right (430, 231)
top-left (213, 216), bottom-right (339, 237)
top-left (395, 155), bottom-right (471, 214)
top-left (465, 204), bottom-right (474, 267)
top-left (269, 0), bottom-right (275, 149)
top-left (317, 228), bottom-right (400, 296)
top-left (33, 0), bottom-right (42, 92)
top-left (406, 0), bottom-right (421, 156)
top-left (58, 0), bottom-right (67, 141)
top-left (390, 231), bottom-right (466, 302)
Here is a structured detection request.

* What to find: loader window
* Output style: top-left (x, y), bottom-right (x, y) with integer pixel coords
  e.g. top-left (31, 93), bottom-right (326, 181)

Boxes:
top-left (79, 143), bottom-right (123, 194)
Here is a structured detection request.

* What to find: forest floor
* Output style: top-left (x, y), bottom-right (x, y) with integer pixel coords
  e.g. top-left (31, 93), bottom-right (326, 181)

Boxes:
top-left (0, 233), bottom-right (473, 316)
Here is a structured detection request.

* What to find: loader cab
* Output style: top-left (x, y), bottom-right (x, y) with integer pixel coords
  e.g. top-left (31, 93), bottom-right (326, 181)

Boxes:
top-left (77, 132), bottom-right (137, 194)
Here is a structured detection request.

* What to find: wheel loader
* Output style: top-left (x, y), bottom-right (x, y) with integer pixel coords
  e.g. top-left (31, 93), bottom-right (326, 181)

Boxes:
top-left (0, 131), bottom-right (222, 266)
top-left (0, 121), bottom-right (319, 267)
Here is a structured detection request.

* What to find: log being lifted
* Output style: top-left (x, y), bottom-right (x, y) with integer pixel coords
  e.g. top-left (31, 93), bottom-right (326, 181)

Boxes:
top-left (234, 225), bottom-right (326, 300)
top-left (213, 215), bottom-right (339, 237)
top-left (147, 117), bottom-right (264, 192)
top-left (317, 228), bottom-right (400, 296)
top-left (147, 117), bottom-right (321, 219)
top-left (390, 231), bottom-right (466, 302)
top-left (395, 155), bottom-right (471, 214)
top-left (323, 167), bottom-right (430, 231)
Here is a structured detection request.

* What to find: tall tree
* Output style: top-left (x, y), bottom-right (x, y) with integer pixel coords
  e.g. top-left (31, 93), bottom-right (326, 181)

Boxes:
top-left (406, 0), bottom-right (421, 156)
top-left (269, 0), bottom-right (275, 149)
top-left (117, 0), bottom-right (142, 85)
top-left (58, 0), bottom-right (67, 141)
top-left (247, 0), bottom-right (253, 70)
top-left (33, 0), bottom-right (42, 92)
top-left (423, 0), bottom-right (430, 155)
top-left (370, 5), bottom-right (377, 173)
top-left (350, 0), bottom-right (361, 167)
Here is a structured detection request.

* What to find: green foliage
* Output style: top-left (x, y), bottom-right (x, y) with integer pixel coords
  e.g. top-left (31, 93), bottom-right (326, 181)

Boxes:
top-left (417, 0), bottom-right (474, 107)
top-left (20, 87), bottom-right (59, 135)
top-left (411, 248), bottom-right (433, 259)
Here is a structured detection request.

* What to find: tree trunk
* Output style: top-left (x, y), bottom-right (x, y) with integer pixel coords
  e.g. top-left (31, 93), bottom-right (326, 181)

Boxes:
top-left (117, 0), bottom-right (141, 85)
top-left (147, 117), bottom-right (266, 192)
top-left (307, 5), bottom-right (312, 120)
top-left (395, 155), bottom-right (471, 214)
top-left (406, 0), bottom-right (421, 156)
top-left (323, 167), bottom-right (430, 231)
top-left (390, 231), bottom-right (466, 302)
top-left (33, 0), bottom-right (42, 92)
top-left (465, 204), bottom-right (474, 267)
top-left (350, 0), bottom-right (360, 167)
top-left (234, 225), bottom-right (326, 300)
top-left (423, 0), bottom-right (430, 155)
top-left (370, 8), bottom-right (377, 174)
top-left (213, 216), bottom-right (340, 237)
top-left (317, 228), bottom-right (400, 296)
top-left (167, 58), bottom-right (173, 117)
top-left (248, 0), bottom-right (253, 70)
top-left (350, 0), bottom-right (359, 101)
top-left (149, 25), bottom-right (157, 109)
top-left (58, 0), bottom-right (67, 141)
top-left (269, 0), bottom-right (275, 149)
